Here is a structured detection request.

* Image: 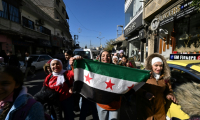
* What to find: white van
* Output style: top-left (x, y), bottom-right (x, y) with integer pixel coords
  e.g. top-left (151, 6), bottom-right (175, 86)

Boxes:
top-left (73, 49), bottom-right (100, 60)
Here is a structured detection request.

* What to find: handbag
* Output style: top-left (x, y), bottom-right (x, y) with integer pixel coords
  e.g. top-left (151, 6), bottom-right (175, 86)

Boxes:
top-left (34, 74), bottom-right (59, 104)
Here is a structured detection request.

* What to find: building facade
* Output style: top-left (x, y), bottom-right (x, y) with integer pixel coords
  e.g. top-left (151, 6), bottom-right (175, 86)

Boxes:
top-left (144, 0), bottom-right (200, 59)
top-left (124, 0), bottom-right (145, 62)
top-left (0, 0), bottom-right (72, 60)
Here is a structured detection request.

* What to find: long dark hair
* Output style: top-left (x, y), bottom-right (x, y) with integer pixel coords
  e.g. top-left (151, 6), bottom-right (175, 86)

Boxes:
top-left (0, 66), bottom-right (24, 119)
top-left (99, 50), bottom-right (112, 63)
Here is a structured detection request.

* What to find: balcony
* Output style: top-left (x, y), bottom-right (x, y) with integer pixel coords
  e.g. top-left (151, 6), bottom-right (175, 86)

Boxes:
top-left (0, 17), bottom-right (49, 40)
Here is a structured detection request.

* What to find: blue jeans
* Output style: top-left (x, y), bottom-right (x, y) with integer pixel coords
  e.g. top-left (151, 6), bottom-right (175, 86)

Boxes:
top-left (79, 97), bottom-right (99, 120)
top-left (51, 95), bottom-right (74, 120)
top-left (96, 104), bottom-right (120, 120)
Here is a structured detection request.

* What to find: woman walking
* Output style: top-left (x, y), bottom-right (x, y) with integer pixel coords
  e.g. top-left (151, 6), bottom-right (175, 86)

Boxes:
top-left (136, 53), bottom-right (177, 120)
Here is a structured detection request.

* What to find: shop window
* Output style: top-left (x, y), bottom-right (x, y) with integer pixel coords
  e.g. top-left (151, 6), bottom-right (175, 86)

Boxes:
top-left (0, 1), bottom-right (8, 19)
top-left (128, 39), bottom-right (140, 61)
top-left (0, 1), bottom-right (20, 23)
top-left (22, 17), bottom-right (34, 29)
top-left (175, 13), bottom-right (200, 53)
top-left (39, 26), bottom-right (51, 35)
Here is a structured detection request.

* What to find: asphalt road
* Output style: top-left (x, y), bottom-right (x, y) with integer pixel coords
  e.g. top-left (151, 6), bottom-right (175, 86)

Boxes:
top-left (24, 70), bottom-right (137, 120)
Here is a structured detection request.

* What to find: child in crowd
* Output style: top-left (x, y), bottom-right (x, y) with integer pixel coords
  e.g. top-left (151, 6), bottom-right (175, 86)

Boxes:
top-left (0, 66), bottom-right (45, 120)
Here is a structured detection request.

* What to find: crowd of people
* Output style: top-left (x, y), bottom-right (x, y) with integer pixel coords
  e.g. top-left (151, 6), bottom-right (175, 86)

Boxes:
top-left (0, 49), bottom-right (196, 120)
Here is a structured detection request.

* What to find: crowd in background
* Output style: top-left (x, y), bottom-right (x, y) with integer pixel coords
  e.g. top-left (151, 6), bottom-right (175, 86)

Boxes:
top-left (0, 49), bottom-right (196, 120)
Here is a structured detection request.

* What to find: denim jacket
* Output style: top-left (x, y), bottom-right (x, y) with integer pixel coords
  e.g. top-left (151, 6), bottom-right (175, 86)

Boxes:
top-left (5, 87), bottom-right (45, 120)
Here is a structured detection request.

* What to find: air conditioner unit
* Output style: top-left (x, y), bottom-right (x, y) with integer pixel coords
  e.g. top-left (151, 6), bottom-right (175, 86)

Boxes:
top-left (35, 20), bottom-right (40, 26)
top-left (39, 19), bottom-right (44, 25)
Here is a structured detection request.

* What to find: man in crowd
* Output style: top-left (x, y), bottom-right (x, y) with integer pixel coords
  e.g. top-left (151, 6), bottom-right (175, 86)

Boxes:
top-left (63, 50), bottom-right (73, 70)
top-left (24, 51), bottom-right (35, 81)
top-left (7, 51), bottom-right (20, 67)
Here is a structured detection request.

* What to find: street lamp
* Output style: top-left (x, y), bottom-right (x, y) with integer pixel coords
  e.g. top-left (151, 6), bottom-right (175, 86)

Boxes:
top-left (97, 37), bottom-right (104, 47)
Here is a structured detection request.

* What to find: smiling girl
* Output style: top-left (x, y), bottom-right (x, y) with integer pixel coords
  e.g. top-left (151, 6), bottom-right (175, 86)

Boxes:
top-left (0, 66), bottom-right (45, 120)
top-left (44, 59), bottom-right (74, 120)
top-left (136, 53), bottom-right (177, 120)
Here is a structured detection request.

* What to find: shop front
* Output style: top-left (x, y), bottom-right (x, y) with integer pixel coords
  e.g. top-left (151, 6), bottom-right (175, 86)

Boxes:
top-left (124, 13), bottom-right (144, 62)
top-left (35, 39), bottom-right (52, 55)
top-left (12, 39), bottom-right (31, 61)
top-left (174, 1), bottom-right (200, 54)
top-left (51, 36), bottom-right (63, 54)
top-left (150, 0), bottom-right (199, 58)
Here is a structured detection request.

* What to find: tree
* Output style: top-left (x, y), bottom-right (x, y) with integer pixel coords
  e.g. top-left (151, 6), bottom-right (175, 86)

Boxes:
top-left (104, 39), bottom-right (115, 52)
top-left (191, 0), bottom-right (200, 11)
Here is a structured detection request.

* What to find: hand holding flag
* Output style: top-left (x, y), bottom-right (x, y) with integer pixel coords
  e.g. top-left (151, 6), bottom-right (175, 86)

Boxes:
top-left (73, 59), bottom-right (150, 104)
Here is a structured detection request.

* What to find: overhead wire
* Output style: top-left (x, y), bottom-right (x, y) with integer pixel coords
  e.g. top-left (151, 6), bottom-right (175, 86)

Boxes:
top-left (65, 3), bottom-right (101, 33)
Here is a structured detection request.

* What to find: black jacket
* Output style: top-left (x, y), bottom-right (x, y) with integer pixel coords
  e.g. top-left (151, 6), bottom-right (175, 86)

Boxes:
top-left (25, 57), bottom-right (33, 68)
top-left (8, 55), bottom-right (19, 67)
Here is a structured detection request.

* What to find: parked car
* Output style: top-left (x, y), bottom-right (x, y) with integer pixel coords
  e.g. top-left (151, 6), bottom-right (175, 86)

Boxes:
top-left (166, 60), bottom-right (200, 120)
top-left (20, 54), bottom-right (52, 73)
top-left (73, 49), bottom-right (100, 60)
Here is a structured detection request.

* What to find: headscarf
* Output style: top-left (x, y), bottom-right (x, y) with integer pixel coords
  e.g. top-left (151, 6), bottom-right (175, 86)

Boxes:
top-left (50, 59), bottom-right (66, 86)
top-left (151, 57), bottom-right (163, 81)
top-left (112, 56), bottom-right (119, 63)
top-left (151, 57), bottom-right (163, 65)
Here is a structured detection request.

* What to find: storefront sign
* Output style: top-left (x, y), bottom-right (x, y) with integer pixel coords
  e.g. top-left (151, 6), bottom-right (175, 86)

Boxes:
top-left (154, 1), bottom-right (197, 26)
top-left (158, 5), bottom-right (181, 21)
top-left (12, 40), bottom-right (31, 46)
top-left (124, 13), bottom-right (143, 37)
top-left (160, 16), bottom-right (174, 26)
top-left (151, 18), bottom-right (160, 31)
top-left (39, 39), bottom-right (51, 47)
top-left (170, 54), bottom-right (200, 60)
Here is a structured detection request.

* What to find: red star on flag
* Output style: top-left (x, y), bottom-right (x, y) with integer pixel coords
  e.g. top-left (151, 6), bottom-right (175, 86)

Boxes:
top-left (105, 79), bottom-right (115, 90)
top-left (128, 84), bottom-right (134, 90)
top-left (85, 73), bottom-right (92, 84)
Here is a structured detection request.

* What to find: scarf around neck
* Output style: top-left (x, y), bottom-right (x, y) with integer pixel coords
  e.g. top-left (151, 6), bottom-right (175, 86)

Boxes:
top-left (153, 72), bottom-right (161, 81)
top-left (50, 59), bottom-right (66, 86)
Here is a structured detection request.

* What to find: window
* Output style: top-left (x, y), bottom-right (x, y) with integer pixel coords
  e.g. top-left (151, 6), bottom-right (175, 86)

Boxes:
top-left (30, 56), bottom-right (39, 62)
top-left (38, 56), bottom-right (45, 62)
top-left (170, 67), bottom-right (200, 89)
top-left (0, 1), bottom-right (8, 19)
top-left (44, 55), bottom-right (51, 60)
top-left (74, 51), bottom-right (91, 59)
top-left (39, 26), bottom-right (51, 35)
top-left (56, 0), bottom-right (60, 7)
top-left (62, 7), bottom-right (65, 14)
top-left (9, 4), bottom-right (19, 23)
top-left (0, 0), bottom-right (20, 23)
top-left (22, 17), bottom-right (34, 29)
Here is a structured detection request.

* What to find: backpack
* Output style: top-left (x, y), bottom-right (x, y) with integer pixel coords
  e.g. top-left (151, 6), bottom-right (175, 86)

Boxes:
top-left (13, 98), bottom-right (52, 120)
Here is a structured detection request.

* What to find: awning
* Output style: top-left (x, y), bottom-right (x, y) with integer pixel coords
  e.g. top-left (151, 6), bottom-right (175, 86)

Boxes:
top-left (112, 40), bottom-right (123, 45)
top-left (120, 41), bottom-right (128, 48)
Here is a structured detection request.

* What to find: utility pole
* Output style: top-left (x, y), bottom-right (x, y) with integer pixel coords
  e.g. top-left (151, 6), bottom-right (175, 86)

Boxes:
top-left (90, 40), bottom-right (92, 49)
top-left (97, 37), bottom-right (104, 47)
top-left (117, 25), bottom-right (123, 37)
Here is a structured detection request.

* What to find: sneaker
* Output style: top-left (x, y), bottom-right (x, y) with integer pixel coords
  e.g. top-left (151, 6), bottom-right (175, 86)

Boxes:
top-left (31, 74), bottom-right (36, 78)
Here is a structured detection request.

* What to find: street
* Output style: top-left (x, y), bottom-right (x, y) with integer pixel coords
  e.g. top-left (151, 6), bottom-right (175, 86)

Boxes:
top-left (24, 69), bottom-right (136, 120)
